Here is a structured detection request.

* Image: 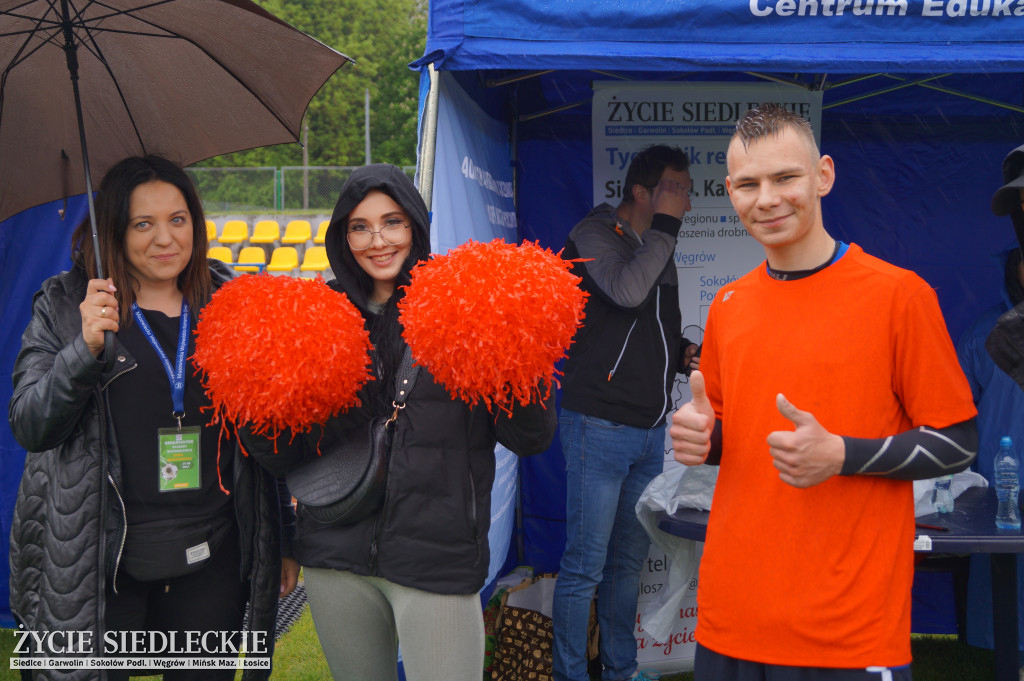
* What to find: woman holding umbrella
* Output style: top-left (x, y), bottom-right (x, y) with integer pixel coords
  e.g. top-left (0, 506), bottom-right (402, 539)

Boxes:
top-left (8, 155), bottom-right (297, 680)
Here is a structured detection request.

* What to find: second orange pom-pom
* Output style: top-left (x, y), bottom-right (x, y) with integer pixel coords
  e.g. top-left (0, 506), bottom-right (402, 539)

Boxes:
top-left (398, 239), bottom-right (588, 413)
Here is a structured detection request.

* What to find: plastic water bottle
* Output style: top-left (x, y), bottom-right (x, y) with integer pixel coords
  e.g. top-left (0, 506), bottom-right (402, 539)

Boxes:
top-left (932, 474), bottom-right (954, 513)
top-left (994, 436), bottom-right (1021, 530)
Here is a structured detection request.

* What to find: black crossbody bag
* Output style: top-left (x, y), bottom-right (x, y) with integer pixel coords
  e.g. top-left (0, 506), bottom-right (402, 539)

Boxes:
top-left (287, 346), bottom-right (418, 524)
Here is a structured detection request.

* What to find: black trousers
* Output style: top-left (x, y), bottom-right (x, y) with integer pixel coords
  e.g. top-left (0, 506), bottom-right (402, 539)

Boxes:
top-left (695, 643), bottom-right (914, 681)
top-left (104, 525), bottom-right (248, 681)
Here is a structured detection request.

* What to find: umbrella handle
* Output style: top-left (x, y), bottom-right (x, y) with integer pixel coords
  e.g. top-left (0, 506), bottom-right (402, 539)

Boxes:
top-left (104, 331), bottom-right (116, 371)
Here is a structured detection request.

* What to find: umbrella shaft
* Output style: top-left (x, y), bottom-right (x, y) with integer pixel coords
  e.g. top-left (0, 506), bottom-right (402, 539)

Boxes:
top-left (60, 0), bottom-right (103, 279)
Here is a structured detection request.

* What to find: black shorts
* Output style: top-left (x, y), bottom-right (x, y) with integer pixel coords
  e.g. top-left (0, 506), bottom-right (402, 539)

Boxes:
top-left (695, 643), bottom-right (913, 681)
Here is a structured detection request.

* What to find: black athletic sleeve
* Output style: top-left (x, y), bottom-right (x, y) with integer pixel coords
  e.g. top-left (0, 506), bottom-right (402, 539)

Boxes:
top-left (702, 418), bottom-right (724, 466)
top-left (840, 418), bottom-right (978, 480)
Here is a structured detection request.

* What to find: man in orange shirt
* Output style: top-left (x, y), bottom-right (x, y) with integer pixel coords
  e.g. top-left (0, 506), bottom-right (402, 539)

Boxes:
top-left (669, 103), bottom-right (978, 681)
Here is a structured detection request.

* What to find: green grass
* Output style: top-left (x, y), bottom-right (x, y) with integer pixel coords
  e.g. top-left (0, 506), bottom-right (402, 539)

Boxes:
top-left (909, 634), bottom-right (995, 681)
top-left (0, 621), bottom-right (998, 681)
top-left (1, 630), bottom-right (17, 681)
top-left (263, 609), bottom-right (330, 681)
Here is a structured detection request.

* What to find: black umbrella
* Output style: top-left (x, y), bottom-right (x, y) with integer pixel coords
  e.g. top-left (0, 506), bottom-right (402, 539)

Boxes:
top-left (0, 0), bottom-right (353, 258)
top-left (0, 0), bottom-right (351, 358)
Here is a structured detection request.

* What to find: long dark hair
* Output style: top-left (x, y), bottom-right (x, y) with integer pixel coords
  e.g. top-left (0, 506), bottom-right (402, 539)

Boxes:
top-left (71, 155), bottom-right (211, 326)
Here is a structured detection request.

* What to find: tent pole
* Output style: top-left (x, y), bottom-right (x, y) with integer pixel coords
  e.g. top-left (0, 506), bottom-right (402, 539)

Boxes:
top-left (510, 112), bottom-right (519, 240)
top-left (742, 71), bottom-right (816, 89)
top-left (509, 98), bottom-right (526, 565)
top-left (485, 70), bottom-right (554, 88)
top-left (417, 63), bottom-right (441, 210)
top-left (518, 99), bottom-right (589, 124)
top-left (824, 74), bottom-right (949, 109)
top-left (883, 75), bottom-right (1024, 115)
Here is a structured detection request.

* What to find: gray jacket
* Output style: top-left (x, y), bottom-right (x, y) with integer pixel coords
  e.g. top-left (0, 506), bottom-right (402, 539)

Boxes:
top-left (559, 203), bottom-right (690, 428)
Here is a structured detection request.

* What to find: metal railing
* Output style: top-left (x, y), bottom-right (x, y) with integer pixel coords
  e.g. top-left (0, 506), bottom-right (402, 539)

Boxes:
top-left (186, 166), bottom-right (416, 214)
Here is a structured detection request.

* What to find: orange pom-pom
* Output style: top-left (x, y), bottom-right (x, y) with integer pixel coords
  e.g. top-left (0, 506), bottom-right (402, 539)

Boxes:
top-left (194, 274), bottom-right (373, 440)
top-left (398, 239), bottom-right (588, 413)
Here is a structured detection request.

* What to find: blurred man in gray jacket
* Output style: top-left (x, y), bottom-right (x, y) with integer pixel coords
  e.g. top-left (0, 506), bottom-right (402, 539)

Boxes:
top-left (554, 145), bottom-right (699, 681)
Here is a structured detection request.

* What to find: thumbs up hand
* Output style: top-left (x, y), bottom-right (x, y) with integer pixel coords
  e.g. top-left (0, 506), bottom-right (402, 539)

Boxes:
top-left (670, 370), bottom-right (716, 466)
top-left (766, 393), bottom-right (845, 488)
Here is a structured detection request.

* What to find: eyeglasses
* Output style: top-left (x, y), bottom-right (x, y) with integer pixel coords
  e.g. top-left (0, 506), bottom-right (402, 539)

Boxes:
top-left (346, 218), bottom-right (410, 251)
top-left (645, 182), bottom-right (697, 200)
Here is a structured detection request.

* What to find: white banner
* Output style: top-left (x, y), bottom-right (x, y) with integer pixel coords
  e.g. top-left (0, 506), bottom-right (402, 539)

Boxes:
top-left (591, 82), bottom-right (823, 672)
top-left (431, 71), bottom-right (518, 255)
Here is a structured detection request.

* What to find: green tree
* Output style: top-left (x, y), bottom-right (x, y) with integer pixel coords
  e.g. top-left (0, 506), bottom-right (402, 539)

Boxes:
top-left (198, 0), bottom-right (426, 170)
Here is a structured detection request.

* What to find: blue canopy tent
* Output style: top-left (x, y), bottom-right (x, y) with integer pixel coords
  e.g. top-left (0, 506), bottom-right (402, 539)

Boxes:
top-left (412, 0), bottom-right (1024, 635)
top-left (2, 0), bottom-right (1024, 634)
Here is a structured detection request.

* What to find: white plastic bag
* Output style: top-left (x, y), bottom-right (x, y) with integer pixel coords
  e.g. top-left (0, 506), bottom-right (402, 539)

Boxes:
top-left (913, 470), bottom-right (988, 516)
top-left (635, 464), bottom-right (718, 643)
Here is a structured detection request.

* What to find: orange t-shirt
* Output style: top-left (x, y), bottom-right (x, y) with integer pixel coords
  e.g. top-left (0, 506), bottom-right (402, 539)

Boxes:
top-left (697, 244), bottom-right (977, 668)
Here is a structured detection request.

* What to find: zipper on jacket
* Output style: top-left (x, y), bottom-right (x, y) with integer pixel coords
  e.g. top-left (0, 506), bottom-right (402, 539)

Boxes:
top-left (469, 474), bottom-right (481, 568)
top-left (106, 472), bottom-right (128, 595)
top-left (652, 288), bottom-right (672, 428)
top-left (95, 357), bottom-right (130, 644)
top-left (607, 320), bottom-right (638, 381)
top-left (368, 421), bottom-right (394, 575)
top-left (100, 356), bottom-right (136, 390)
top-left (244, 466), bottom-right (257, 584)
top-left (101, 361), bottom-right (135, 595)
top-left (369, 507), bottom-right (386, 575)
top-left (247, 465), bottom-right (264, 644)
top-left (96, 386), bottom-right (111, 646)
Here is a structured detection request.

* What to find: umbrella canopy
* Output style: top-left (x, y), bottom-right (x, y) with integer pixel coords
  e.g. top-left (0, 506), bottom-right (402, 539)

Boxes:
top-left (0, 0), bottom-right (352, 224)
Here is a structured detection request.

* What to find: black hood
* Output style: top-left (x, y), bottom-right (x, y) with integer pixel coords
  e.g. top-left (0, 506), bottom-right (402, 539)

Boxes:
top-left (324, 164), bottom-right (430, 311)
top-left (992, 144), bottom-right (1024, 216)
top-left (991, 144), bottom-right (1024, 257)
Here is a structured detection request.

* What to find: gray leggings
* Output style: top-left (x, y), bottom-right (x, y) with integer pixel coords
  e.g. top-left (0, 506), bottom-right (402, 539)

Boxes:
top-left (304, 567), bottom-right (485, 681)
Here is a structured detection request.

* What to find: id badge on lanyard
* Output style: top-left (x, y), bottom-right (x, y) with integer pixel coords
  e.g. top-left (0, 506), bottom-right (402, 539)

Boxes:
top-left (132, 302), bottom-right (202, 492)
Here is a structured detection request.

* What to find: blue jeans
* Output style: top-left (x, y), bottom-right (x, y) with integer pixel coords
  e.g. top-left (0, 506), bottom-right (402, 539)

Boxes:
top-left (552, 408), bottom-right (666, 681)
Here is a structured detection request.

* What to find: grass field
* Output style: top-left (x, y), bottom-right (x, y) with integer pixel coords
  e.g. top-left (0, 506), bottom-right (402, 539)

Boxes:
top-left (0, 609), bottom-right (999, 681)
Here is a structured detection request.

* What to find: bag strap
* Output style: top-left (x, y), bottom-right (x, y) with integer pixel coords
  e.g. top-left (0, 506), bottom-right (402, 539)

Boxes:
top-left (386, 346), bottom-right (419, 426)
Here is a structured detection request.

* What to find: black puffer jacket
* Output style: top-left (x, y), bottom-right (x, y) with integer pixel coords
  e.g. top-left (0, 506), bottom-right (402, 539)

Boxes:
top-left (244, 165), bottom-right (557, 594)
top-left (8, 261), bottom-right (284, 680)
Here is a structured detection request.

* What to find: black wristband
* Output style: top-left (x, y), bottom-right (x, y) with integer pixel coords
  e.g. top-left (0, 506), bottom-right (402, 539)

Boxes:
top-left (650, 213), bottom-right (682, 238)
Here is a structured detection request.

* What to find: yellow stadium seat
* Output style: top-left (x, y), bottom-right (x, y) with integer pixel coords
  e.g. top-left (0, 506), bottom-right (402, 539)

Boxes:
top-left (314, 220), bottom-right (330, 244)
top-left (250, 219), bottom-right (280, 244)
top-left (206, 220), bottom-right (217, 242)
top-left (218, 219), bottom-right (249, 244)
top-left (235, 246), bottom-right (267, 273)
top-left (267, 247), bottom-right (299, 273)
top-left (208, 246), bottom-right (233, 264)
top-left (282, 220), bottom-right (312, 245)
top-left (300, 246), bottom-right (330, 272)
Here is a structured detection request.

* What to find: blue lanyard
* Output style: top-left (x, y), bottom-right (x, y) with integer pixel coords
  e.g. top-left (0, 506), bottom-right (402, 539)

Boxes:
top-left (131, 300), bottom-right (190, 427)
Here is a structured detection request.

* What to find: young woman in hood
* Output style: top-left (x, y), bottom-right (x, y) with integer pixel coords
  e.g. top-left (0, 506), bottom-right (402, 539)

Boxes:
top-left (242, 164), bottom-right (557, 680)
